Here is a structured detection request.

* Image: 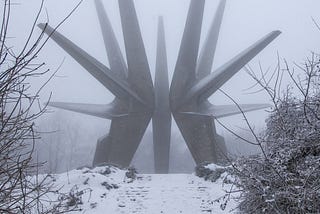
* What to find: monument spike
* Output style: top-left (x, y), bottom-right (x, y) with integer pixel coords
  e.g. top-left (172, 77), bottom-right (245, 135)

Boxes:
top-left (196, 0), bottom-right (226, 80)
top-left (209, 103), bottom-right (271, 118)
top-left (188, 103), bottom-right (271, 118)
top-left (118, 0), bottom-right (154, 109)
top-left (170, 0), bottom-right (205, 110)
top-left (48, 101), bottom-right (128, 119)
top-left (152, 16), bottom-right (171, 174)
top-left (94, 0), bottom-right (128, 79)
top-left (38, 24), bottom-right (145, 105)
top-left (181, 30), bottom-right (281, 106)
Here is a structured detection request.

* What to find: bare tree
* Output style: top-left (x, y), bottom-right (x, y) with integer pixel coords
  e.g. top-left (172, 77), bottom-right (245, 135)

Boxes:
top-left (0, 0), bottom-right (83, 213)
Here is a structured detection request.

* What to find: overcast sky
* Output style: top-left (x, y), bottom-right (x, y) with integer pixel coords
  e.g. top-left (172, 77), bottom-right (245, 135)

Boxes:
top-left (7, 0), bottom-right (320, 170)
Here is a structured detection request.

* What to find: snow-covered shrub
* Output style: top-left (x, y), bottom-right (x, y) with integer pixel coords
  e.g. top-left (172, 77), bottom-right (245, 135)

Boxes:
top-left (231, 55), bottom-right (320, 213)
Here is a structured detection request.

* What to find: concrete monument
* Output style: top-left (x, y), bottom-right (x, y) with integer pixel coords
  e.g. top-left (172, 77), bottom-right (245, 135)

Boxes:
top-left (39, 0), bottom-right (280, 173)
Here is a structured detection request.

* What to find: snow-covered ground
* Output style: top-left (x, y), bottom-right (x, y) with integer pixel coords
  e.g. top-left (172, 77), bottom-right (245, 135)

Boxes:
top-left (42, 165), bottom-right (238, 213)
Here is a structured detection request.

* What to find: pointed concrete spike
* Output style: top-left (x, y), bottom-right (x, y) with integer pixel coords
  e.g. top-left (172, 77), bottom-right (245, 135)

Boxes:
top-left (118, 0), bottom-right (154, 108)
top-left (152, 16), bottom-right (171, 174)
top-left (213, 103), bottom-right (271, 118)
top-left (196, 0), bottom-right (226, 80)
top-left (194, 103), bottom-right (271, 118)
top-left (182, 30), bottom-right (281, 105)
top-left (94, 0), bottom-right (128, 79)
top-left (48, 101), bottom-right (128, 119)
top-left (38, 23), bottom-right (145, 105)
top-left (170, 0), bottom-right (205, 110)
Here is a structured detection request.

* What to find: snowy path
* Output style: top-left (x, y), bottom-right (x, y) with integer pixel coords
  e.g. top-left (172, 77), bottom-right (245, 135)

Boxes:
top-left (107, 174), bottom-right (230, 214)
top-left (45, 166), bottom-right (237, 213)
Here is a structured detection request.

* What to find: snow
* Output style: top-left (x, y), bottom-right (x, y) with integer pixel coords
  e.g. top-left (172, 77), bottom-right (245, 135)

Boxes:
top-left (42, 166), bottom-right (238, 213)
top-left (205, 163), bottom-right (226, 171)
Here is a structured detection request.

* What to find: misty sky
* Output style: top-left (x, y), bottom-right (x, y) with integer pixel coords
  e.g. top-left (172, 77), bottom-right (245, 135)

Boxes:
top-left (7, 0), bottom-right (320, 171)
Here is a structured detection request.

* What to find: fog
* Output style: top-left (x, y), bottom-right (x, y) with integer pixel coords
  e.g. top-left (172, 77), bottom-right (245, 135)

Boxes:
top-left (9, 0), bottom-right (320, 173)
